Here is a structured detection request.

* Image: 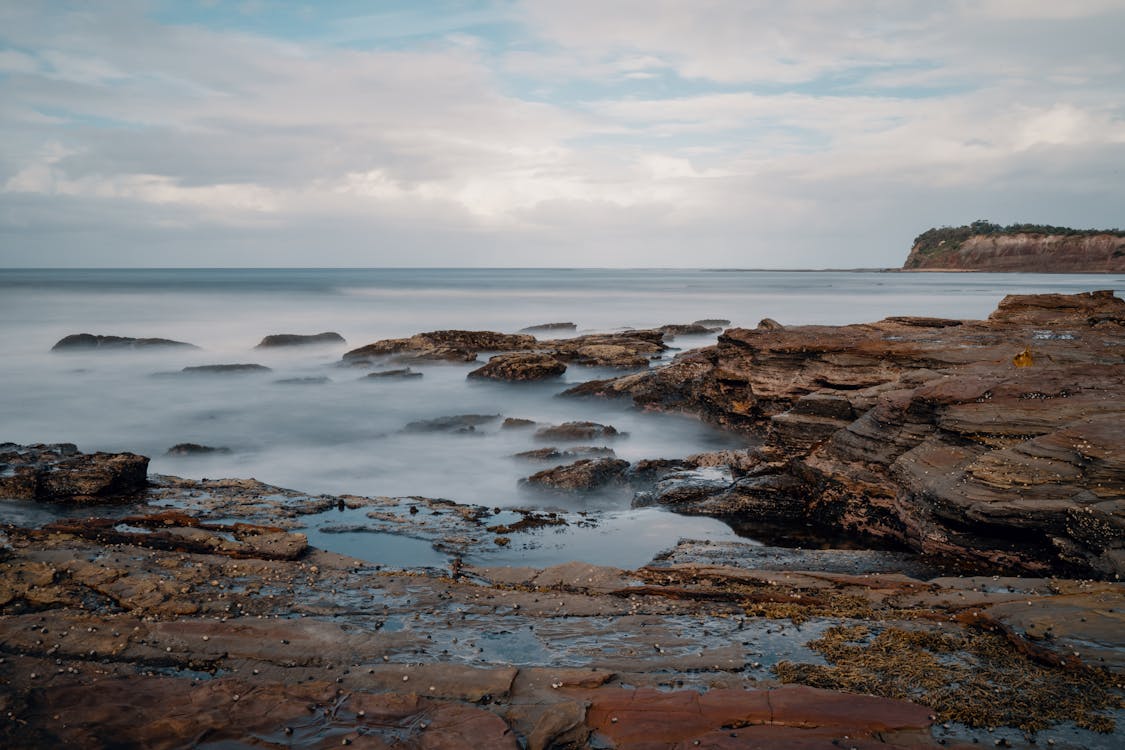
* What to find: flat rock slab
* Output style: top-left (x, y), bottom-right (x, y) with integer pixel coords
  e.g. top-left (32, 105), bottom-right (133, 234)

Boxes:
top-left (23, 677), bottom-right (518, 749)
top-left (580, 684), bottom-right (935, 748)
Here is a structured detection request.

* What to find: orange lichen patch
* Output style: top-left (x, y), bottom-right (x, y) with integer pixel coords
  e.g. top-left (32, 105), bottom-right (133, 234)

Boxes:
top-left (1012, 346), bottom-right (1034, 367)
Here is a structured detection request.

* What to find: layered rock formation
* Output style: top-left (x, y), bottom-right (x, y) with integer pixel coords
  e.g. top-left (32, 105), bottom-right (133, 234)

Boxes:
top-left (565, 291), bottom-right (1125, 579)
top-left (0, 443), bottom-right (148, 501)
top-left (904, 232), bottom-right (1125, 272)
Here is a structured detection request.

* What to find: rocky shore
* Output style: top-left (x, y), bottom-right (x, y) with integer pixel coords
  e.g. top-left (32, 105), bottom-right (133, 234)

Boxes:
top-left (3, 291), bottom-right (1123, 748)
top-left (564, 291), bottom-right (1125, 580)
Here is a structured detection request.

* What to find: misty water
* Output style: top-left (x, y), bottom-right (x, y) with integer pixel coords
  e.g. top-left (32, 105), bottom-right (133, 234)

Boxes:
top-left (2, 268), bottom-right (1121, 564)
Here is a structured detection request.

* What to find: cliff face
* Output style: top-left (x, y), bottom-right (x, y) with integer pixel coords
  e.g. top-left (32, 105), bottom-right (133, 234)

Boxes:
top-left (904, 232), bottom-right (1125, 272)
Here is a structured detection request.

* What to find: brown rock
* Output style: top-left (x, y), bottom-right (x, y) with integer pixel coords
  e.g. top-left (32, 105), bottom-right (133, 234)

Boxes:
top-left (523, 458), bottom-right (630, 491)
top-left (468, 352), bottom-right (567, 381)
top-left (0, 443), bottom-right (148, 501)
top-left (23, 677), bottom-right (518, 749)
top-left (343, 330), bottom-right (536, 364)
top-left (565, 291), bottom-right (1125, 578)
top-left (581, 685), bottom-right (934, 749)
top-left (534, 421), bottom-right (620, 442)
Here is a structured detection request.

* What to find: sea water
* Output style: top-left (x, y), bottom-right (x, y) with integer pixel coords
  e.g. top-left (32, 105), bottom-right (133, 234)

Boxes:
top-left (1, 268), bottom-right (1120, 512)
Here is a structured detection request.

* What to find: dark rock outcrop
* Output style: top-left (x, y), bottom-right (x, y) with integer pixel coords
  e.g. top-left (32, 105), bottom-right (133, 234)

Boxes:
top-left (563, 291), bottom-right (1125, 579)
top-left (0, 443), bottom-right (148, 501)
top-left (468, 353), bottom-right (566, 382)
top-left (520, 322), bottom-right (577, 333)
top-left (343, 330), bottom-right (536, 364)
top-left (166, 443), bottom-right (231, 457)
top-left (255, 332), bottom-right (345, 348)
top-left (513, 446), bottom-right (617, 461)
top-left (523, 458), bottom-right (630, 491)
top-left (363, 368), bottom-right (422, 380)
top-left (52, 333), bottom-right (196, 351)
top-left (660, 323), bottom-right (721, 336)
top-left (534, 421), bottom-right (621, 442)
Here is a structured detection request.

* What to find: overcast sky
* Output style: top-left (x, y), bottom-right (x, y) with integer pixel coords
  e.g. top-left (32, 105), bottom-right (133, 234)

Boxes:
top-left (1, 1), bottom-right (1123, 268)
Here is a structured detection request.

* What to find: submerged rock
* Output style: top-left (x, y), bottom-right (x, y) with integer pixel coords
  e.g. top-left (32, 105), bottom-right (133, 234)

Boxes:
top-left (363, 368), bottom-right (422, 380)
top-left (166, 443), bottom-right (232, 457)
top-left (403, 414), bottom-right (501, 433)
top-left (179, 364), bottom-right (272, 375)
top-left (52, 333), bottom-right (196, 351)
top-left (0, 443), bottom-right (148, 501)
top-left (255, 332), bottom-right (345, 348)
top-left (274, 376), bottom-right (331, 385)
top-left (523, 458), bottom-right (630, 491)
top-left (467, 352), bottom-right (566, 382)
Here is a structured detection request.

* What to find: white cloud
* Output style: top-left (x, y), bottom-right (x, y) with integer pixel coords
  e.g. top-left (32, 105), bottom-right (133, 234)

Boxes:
top-left (1, 1), bottom-right (1123, 267)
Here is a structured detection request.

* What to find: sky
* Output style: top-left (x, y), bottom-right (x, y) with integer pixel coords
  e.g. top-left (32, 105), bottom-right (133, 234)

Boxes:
top-left (1, 1), bottom-right (1123, 268)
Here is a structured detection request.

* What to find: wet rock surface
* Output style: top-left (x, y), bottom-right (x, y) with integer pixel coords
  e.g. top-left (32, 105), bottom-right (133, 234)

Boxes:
top-left (1, 470), bottom-right (1122, 749)
top-left (523, 458), bottom-right (631, 492)
top-left (51, 333), bottom-right (196, 351)
top-left (0, 443), bottom-right (148, 501)
top-left (255, 332), bottom-right (346, 348)
top-left (564, 291), bottom-right (1125, 579)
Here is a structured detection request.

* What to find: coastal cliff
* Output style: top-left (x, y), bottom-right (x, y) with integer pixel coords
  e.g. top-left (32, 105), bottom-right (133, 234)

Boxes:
top-left (904, 222), bottom-right (1125, 272)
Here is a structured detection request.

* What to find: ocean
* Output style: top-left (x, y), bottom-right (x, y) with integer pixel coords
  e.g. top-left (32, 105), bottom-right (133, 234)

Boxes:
top-left (1, 268), bottom-right (1121, 565)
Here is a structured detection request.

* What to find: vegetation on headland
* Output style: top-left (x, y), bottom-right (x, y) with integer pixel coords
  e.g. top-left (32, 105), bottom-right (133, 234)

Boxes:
top-left (912, 220), bottom-right (1125, 256)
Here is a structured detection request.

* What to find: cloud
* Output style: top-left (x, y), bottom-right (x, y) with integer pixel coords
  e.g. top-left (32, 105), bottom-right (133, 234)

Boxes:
top-left (1, 1), bottom-right (1123, 267)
